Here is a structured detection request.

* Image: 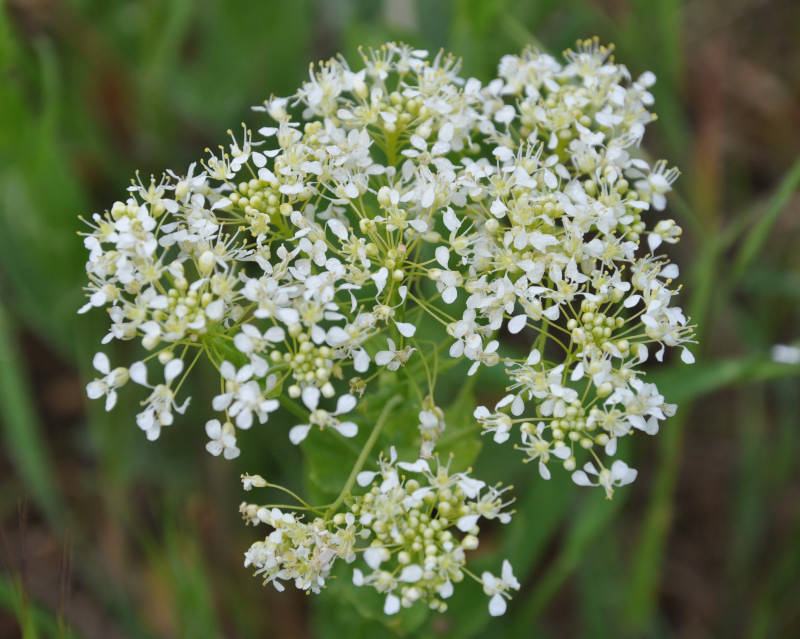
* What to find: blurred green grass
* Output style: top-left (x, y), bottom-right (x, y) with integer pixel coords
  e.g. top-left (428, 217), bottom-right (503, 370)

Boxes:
top-left (1, 0), bottom-right (799, 637)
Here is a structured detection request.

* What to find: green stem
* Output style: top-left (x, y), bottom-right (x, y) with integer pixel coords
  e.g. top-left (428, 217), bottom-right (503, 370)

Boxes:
top-left (325, 395), bottom-right (403, 518)
top-left (261, 481), bottom-right (317, 512)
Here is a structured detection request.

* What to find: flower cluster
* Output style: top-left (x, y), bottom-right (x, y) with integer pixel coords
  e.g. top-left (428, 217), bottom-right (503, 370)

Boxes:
top-left (80, 39), bottom-right (694, 616)
top-left (242, 505), bottom-right (357, 594)
top-left (241, 448), bottom-right (515, 615)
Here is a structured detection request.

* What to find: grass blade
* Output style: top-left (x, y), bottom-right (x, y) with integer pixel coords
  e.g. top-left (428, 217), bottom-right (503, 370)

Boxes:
top-left (728, 154), bottom-right (800, 286)
top-left (0, 303), bottom-right (62, 522)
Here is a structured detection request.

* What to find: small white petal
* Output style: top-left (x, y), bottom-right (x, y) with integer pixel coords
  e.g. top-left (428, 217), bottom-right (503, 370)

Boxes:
top-left (86, 381), bottom-right (105, 400)
top-left (325, 326), bottom-right (349, 347)
top-left (234, 333), bottom-right (253, 354)
top-left (235, 410), bottom-right (253, 430)
top-left (327, 219), bottom-right (349, 241)
top-left (364, 547), bottom-right (384, 570)
top-left (543, 305), bottom-right (560, 321)
top-left (205, 420), bottom-right (222, 438)
top-left (129, 361), bottom-right (148, 386)
top-left (397, 459), bottom-right (429, 473)
top-left (473, 405), bottom-right (490, 418)
top-left (490, 199), bottom-right (508, 217)
top-left (353, 348), bottom-right (370, 373)
top-left (264, 326), bottom-right (285, 342)
top-left (384, 594), bottom-right (400, 615)
top-left (356, 471), bottom-right (377, 487)
top-left (661, 264), bottom-right (679, 279)
top-left (435, 246), bottom-right (450, 268)
top-left (439, 122), bottom-right (454, 142)
top-left (488, 594), bottom-right (507, 617)
top-left (205, 299), bottom-right (224, 320)
top-left (421, 186), bottom-right (435, 208)
top-left (164, 359), bottom-right (183, 383)
top-left (456, 514), bottom-right (480, 532)
top-left (501, 560), bottom-right (518, 586)
top-left (440, 579), bottom-right (454, 598)
top-left (371, 267), bottom-right (389, 294)
top-left (443, 207), bottom-right (461, 232)
top-left (335, 421), bottom-right (358, 438)
top-left (343, 182), bottom-right (359, 199)
top-left (301, 386), bottom-right (320, 411)
top-left (205, 441), bottom-right (223, 456)
top-left (336, 394), bottom-right (357, 414)
top-left (375, 351), bottom-right (395, 366)
top-left (212, 393), bottom-right (231, 412)
top-left (612, 460), bottom-right (638, 485)
top-left (571, 470), bottom-right (594, 487)
top-left (92, 352), bottom-right (110, 374)
top-left (211, 197), bottom-right (232, 211)
top-left (395, 321), bottom-right (416, 337)
top-left (289, 424), bottom-right (312, 445)
top-left (538, 461), bottom-right (551, 480)
top-left (104, 391), bottom-right (118, 411)
top-left (399, 565), bottom-right (423, 583)
top-left (223, 445), bottom-right (240, 460)
top-left (508, 315), bottom-right (527, 334)
top-left (220, 361), bottom-right (236, 380)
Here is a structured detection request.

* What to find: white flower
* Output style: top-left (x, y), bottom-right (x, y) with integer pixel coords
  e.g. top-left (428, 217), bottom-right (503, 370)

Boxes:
top-left (634, 159), bottom-right (679, 211)
top-left (571, 460), bottom-right (638, 499)
top-left (374, 338), bottom-right (416, 371)
top-left (481, 560), bottom-right (520, 616)
top-left (289, 393), bottom-right (358, 445)
top-left (212, 361), bottom-right (278, 430)
top-left (128, 360), bottom-right (189, 440)
top-left (474, 406), bottom-right (513, 444)
top-left (86, 352), bottom-right (129, 411)
top-left (205, 419), bottom-right (240, 459)
top-left (518, 422), bottom-right (570, 479)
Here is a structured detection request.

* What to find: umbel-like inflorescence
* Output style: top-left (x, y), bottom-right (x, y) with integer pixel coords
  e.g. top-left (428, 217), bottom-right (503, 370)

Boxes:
top-left (80, 40), bottom-right (694, 616)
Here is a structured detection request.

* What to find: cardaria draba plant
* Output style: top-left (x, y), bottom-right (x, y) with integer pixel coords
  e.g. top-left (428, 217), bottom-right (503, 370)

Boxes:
top-left (80, 39), bottom-right (695, 617)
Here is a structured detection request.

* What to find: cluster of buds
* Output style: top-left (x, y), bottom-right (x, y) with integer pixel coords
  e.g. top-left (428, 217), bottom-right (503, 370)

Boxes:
top-left (81, 39), bottom-right (694, 616)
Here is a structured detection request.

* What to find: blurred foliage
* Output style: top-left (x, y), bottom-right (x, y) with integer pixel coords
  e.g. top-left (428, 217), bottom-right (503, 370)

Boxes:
top-left (0, 0), bottom-right (799, 637)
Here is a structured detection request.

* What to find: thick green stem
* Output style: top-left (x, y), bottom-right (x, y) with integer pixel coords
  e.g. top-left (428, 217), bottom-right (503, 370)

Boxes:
top-left (325, 395), bottom-right (403, 517)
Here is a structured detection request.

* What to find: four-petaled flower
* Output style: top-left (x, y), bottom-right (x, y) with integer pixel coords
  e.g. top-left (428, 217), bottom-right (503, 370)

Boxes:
top-left (205, 419), bottom-right (240, 459)
top-left (482, 560), bottom-right (520, 616)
